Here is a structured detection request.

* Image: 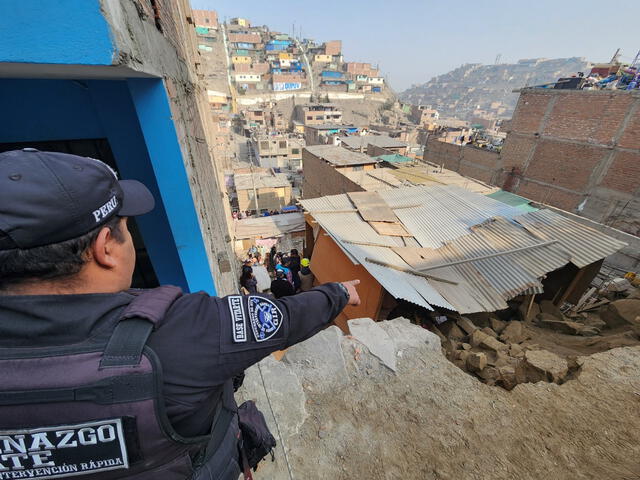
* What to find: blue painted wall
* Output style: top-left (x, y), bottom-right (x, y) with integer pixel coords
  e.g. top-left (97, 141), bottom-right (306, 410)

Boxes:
top-left (0, 1), bottom-right (115, 65)
top-left (127, 78), bottom-right (217, 295)
top-left (0, 78), bottom-right (218, 294)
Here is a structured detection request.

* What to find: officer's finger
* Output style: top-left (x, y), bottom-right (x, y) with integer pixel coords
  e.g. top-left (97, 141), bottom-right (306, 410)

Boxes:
top-left (345, 279), bottom-right (360, 286)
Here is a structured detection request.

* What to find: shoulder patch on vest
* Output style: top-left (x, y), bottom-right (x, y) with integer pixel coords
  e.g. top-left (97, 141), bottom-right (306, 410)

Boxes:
top-left (228, 296), bottom-right (247, 343)
top-left (248, 296), bottom-right (283, 342)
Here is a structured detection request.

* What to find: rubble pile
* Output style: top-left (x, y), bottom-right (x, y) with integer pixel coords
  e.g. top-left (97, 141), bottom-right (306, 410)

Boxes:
top-left (238, 317), bottom-right (640, 479)
top-left (432, 278), bottom-right (640, 390)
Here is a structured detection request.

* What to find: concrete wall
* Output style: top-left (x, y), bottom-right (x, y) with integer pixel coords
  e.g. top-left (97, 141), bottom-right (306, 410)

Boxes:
top-left (302, 150), bottom-right (365, 199)
top-left (237, 186), bottom-right (291, 212)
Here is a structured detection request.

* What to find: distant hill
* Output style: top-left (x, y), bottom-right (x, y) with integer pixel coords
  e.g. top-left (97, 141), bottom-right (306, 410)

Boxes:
top-left (399, 57), bottom-right (591, 121)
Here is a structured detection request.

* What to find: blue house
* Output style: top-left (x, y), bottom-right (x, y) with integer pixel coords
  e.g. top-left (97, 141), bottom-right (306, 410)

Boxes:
top-left (0, 0), bottom-right (232, 295)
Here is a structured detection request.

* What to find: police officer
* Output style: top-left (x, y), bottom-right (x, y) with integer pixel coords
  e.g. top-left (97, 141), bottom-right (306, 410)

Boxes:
top-left (0, 149), bottom-right (360, 479)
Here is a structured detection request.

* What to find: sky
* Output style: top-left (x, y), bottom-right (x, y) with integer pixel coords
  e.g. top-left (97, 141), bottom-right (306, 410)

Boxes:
top-left (190, 0), bottom-right (640, 92)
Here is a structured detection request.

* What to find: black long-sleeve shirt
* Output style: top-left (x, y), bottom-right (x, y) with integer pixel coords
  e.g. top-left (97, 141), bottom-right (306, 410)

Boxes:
top-left (0, 283), bottom-right (347, 437)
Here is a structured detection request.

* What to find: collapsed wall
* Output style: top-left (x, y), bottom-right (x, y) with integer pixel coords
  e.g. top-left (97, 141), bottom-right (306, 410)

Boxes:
top-left (238, 317), bottom-right (640, 480)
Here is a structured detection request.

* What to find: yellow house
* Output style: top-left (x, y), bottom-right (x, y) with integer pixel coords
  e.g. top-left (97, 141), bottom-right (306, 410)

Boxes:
top-left (230, 17), bottom-right (250, 27)
top-left (232, 56), bottom-right (251, 64)
top-left (279, 52), bottom-right (292, 60)
top-left (314, 54), bottom-right (332, 63)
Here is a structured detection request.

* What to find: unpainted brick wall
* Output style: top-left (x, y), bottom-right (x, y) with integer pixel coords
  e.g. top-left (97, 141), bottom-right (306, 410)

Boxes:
top-left (424, 89), bottom-right (640, 237)
top-left (302, 151), bottom-right (365, 199)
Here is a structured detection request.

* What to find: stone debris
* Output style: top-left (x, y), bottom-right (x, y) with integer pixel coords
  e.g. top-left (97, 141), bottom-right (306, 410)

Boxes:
top-left (600, 299), bottom-right (640, 328)
top-left (456, 317), bottom-right (478, 335)
top-left (499, 321), bottom-right (526, 343)
top-left (466, 352), bottom-right (487, 372)
top-left (348, 318), bottom-right (398, 372)
top-left (236, 317), bottom-right (640, 479)
top-left (490, 317), bottom-right (507, 334)
top-left (519, 349), bottom-right (568, 384)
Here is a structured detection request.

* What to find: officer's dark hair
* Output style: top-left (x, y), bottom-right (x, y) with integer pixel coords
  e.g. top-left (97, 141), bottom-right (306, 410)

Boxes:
top-left (0, 216), bottom-right (125, 291)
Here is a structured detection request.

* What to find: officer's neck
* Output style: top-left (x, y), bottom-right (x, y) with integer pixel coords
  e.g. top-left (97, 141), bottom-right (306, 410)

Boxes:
top-left (2, 267), bottom-right (129, 296)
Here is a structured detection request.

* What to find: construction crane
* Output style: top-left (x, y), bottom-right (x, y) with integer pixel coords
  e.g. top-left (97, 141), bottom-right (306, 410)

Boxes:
top-left (495, 54), bottom-right (502, 65)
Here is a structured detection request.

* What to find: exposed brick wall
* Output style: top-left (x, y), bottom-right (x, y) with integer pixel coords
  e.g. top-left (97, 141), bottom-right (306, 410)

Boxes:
top-left (510, 93), bottom-right (550, 134)
top-left (462, 146), bottom-right (501, 171)
top-left (516, 180), bottom-right (582, 211)
top-left (423, 139), bottom-right (500, 183)
top-left (601, 151), bottom-right (640, 194)
top-left (423, 140), bottom-right (462, 171)
top-left (302, 150), bottom-right (364, 198)
top-left (543, 93), bottom-right (631, 144)
top-left (500, 135), bottom-right (536, 170)
top-left (424, 89), bottom-right (640, 238)
top-left (525, 140), bottom-right (605, 191)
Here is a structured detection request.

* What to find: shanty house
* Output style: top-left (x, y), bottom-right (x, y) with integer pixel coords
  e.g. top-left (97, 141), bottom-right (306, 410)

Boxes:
top-left (300, 185), bottom-right (626, 330)
top-left (234, 171), bottom-right (292, 213)
top-left (302, 145), bottom-right (380, 198)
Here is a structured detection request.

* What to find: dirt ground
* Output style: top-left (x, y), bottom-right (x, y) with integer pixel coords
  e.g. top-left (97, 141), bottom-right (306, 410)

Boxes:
top-left (239, 319), bottom-right (640, 480)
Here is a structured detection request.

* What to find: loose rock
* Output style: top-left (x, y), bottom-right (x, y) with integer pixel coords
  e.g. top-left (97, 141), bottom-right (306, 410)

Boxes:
top-left (539, 300), bottom-right (565, 320)
top-left (537, 314), bottom-right (583, 335)
top-left (466, 352), bottom-right (487, 372)
top-left (600, 299), bottom-right (640, 328)
top-left (439, 321), bottom-right (466, 340)
top-left (500, 321), bottom-right (526, 343)
top-left (481, 327), bottom-right (498, 338)
top-left (490, 318), bottom-right (507, 334)
top-left (457, 317), bottom-right (478, 335)
top-left (519, 349), bottom-right (568, 384)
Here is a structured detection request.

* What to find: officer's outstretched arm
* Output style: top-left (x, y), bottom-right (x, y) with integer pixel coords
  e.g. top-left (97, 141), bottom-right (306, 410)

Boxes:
top-left (216, 283), bottom-right (349, 377)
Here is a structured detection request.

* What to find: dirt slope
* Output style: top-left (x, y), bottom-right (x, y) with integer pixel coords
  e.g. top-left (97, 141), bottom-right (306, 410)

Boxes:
top-left (238, 318), bottom-right (640, 480)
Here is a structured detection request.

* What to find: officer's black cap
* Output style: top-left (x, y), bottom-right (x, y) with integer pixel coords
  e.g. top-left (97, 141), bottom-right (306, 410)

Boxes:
top-left (0, 149), bottom-right (155, 250)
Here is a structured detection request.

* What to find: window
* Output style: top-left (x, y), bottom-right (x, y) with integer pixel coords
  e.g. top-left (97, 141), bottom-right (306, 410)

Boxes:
top-left (205, 18), bottom-right (210, 23)
top-left (260, 141), bottom-right (269, 150)
top-left (291, 148), bottom-right (300, 154)
top-left (352, 165), bottom-right (364, 171)
top-left (254, 111), bottom-right (263, 116)
top-left (306, 116), bottom-right (312, 120)
top-left (279, 141), bottom-right (287, 149)
top-left (315, 116), bottom-right (323, 120)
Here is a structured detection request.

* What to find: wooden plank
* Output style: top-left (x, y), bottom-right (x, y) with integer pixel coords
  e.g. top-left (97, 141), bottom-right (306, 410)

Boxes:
top-left (347, 191), bottom-right (398, 223)
top-left (369, 221), bottom-right (412, 237)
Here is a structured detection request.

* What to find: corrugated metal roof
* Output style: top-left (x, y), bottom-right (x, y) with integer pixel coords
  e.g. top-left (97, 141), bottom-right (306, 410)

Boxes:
top-left (234, 213), bottom-right (305, 239)
top-left (304, 145), bottom-right (378, 166)
top-left (380, 185), bottom-right (524, 248)
top-left (300, 185), bottom-right (626, 314)
top-left (389, 165), bottom-right (498, 195)
top-left (486, 190), bottom-right (538, 212)
top-left (515, 209), bottom-right (627, 268)
top-left (342, 169), bottom-right (404, 191)
top-left (340, 135), bottom-right (408, 150)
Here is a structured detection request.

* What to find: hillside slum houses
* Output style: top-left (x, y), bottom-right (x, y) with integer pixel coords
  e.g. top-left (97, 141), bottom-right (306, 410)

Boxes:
top-left (300, 185), bottom-right (626, 331)
top-left (223, 17), bottom-right (386, 95)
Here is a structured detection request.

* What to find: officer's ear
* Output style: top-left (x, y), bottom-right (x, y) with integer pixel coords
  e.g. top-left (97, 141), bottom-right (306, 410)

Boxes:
top-left (91, 225), bottom-right (119, 269)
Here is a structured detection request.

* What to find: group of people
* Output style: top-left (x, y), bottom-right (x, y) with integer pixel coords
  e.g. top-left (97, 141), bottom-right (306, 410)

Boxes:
top-left (239, 246), bottom-right (315, 299)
